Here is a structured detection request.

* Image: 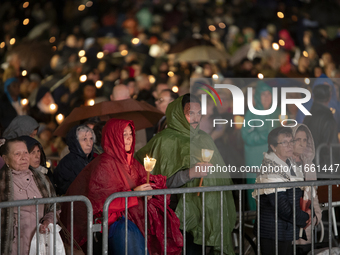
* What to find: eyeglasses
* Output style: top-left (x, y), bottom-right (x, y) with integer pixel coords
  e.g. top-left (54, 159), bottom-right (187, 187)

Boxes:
top-left (277, 140), bottom-right (294, 147)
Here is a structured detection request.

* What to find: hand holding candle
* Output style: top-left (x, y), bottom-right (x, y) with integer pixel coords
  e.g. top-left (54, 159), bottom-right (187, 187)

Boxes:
top-left (144, 155), bottom-right (156, 184)
top-left (198, 149), bottom-right (214, 196)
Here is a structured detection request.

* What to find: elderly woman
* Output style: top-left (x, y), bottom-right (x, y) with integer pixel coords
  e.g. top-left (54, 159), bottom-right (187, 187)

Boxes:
top-left (291, 124), bottom-right (322, 255)
top-left (253, 127), bottom-right (311, 255)
top-left (61, 119), bottom-right (182, 255)
top-left (20, 135), bottom-right (52, 178)
top-left (0, 138), bottom-right (59, 254)
top-left (53, 125), bottom-right (95, 195)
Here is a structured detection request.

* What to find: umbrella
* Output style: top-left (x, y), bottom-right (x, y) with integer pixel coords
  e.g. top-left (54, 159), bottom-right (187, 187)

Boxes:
top-left (229, 44), bottom-right (250, 67)
top-left (28, 22), bottom-right (51, 40)
top-left (53, 99), bottom-right (164, 137)
top-left (175, 45), bottom-right (229, 62)
top-left (168, 38), bottom-right (213, 54)
top-left (10, 42), bottom-right (53, 72)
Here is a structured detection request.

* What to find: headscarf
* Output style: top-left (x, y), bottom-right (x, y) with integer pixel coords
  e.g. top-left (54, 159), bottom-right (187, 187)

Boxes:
top-left (19, 136), bottom-right (47, 168)
top-left (3, 116), bottom-right (39, 139)
top-left (4, 77), bottom-right (21, 104)
top-left (290, 124), bottom-right (316, 180)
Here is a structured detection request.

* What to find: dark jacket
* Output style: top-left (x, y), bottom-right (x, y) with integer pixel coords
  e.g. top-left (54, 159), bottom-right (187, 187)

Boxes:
top-left (0, 94), bottom-right (18, 130)
top-left (303, 102), bottom-right (338, 168)
top-left (258, 188), bottom-right (309, 241)
top-left (53, 126), bottom-right (93, 195)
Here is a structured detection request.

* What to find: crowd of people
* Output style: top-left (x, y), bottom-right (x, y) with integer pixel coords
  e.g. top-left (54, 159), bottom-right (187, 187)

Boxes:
top-left (1, 0), bottom-right (340, 254)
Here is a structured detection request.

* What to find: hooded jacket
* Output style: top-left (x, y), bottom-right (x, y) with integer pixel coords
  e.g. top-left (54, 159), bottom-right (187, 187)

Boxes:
top-left (61, 119), bottom-right (183, 254)
top-left (135, 95), bottom-right (236, 254)
top-left (291, 124), bottom-right (322, 245)
top-left (241, 81), bottom-right (281, 169)
top-left (2, 115), bottom-right (39, 139)
top-left (53, 125), bottom-right (93, 195)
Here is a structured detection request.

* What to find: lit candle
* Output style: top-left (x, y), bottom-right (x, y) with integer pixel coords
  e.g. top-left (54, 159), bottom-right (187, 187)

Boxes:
top-left (198, 149), bottom-right (214, 196)
top-left (234, 116), bottom-right (244, 130)
top-left (144, 155), bottom-right (156, 184)
top-left (21, 98), bottom-right (29, 106)
top-left (279, 114), bottom-right (288, 123)
top-left (56, 113), bottom-right (64, 124)
top-left (87, 99), bottom-right (95, 106)
top-left (49, 103), bottom-right (58, 114)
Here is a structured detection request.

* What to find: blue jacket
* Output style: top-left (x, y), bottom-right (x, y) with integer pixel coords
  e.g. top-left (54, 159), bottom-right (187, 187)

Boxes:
top-left (257, 188), bottom-right (309, 241)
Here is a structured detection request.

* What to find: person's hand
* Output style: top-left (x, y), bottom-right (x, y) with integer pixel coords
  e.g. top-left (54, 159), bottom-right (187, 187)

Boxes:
top-left (304, 209), bottom-right (312, 229)
top-left (39, 221), bottom-right (50, 234)
top-left (134, 184), bottom-right (153, 192)
top-left (189, 162), bottom-right (211, 179)
top-left (134, 184), bottom-right (153, 200)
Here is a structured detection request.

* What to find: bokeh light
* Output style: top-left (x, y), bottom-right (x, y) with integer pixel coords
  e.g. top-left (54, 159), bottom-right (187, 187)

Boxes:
top-left (23, 19), bottom-right (29, 25)
top-left (272, 43), bottom-right (279, 50)
top-left (78, 50), bottom-right (85, 57)
top-left (80, 75), bottom-right (87, 82)
top-left (80, 56), bottom-right (87, 63)
top-left (78, 5), bottom-right (85, 11)
top-left (97, 52), bottom-right (104, 59)
top-left (208, 25), bottom-right (216, 32)
top-left (277, 12), bottom-right (284, 18)
top-left (172, 86), bottom-right (179, 93)
top-left (95, 80), bottom-right (103, 88)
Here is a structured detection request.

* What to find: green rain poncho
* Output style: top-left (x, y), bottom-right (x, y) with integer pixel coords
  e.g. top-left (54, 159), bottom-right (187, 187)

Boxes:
top-left (135, 95), bottom-right (236, 254)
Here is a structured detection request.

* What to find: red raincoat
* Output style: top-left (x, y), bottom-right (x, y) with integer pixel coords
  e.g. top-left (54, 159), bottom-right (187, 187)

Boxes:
top-left (61, 119), bottom-right (182, 255)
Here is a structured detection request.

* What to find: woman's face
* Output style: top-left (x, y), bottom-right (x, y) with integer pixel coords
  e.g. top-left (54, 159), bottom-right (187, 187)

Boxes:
top-left (261, 90), bottom-right (272, 110)
top-left (123, 125), bottom-right (133, 152)
top-left (271, 134), bottom-right (294, 161)
top-left (293, 131), bottom-right (307, 157)
top-left (8, 81), bottom-right (20, 98)
top-left (29, 145), bottom-right (41, 168)
top-left (3, 142), bottom-right (30, 171)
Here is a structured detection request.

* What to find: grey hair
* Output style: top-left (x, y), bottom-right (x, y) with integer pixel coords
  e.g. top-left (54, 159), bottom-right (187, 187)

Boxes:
top-left (76, 125), bottom-right (96, 143)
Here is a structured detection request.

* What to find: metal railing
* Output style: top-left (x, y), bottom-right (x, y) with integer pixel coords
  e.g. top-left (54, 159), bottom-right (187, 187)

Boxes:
top-left (315, 143), bottom-right (340, 167)
top-left (102, 179), bottom-right (340, 255)
top-left (0, 195), bottom-right (93, 255)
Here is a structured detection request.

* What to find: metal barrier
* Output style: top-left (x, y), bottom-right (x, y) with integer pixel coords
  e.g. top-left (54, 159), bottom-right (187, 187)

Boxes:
top-left (315, 143), bottom-right (340, 167)
top-left (0, 195), bottom-right (93, 255)
top-left (102, 179), bottom-right (340, 255)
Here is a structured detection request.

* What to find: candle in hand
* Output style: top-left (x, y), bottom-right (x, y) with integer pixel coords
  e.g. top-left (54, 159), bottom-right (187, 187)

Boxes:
top-left (198, 149), bottom-right (214, 196)
top-left (144, 155), bottom-right (156, 183)
top-left (202, 149), bottom-right (214, 163)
